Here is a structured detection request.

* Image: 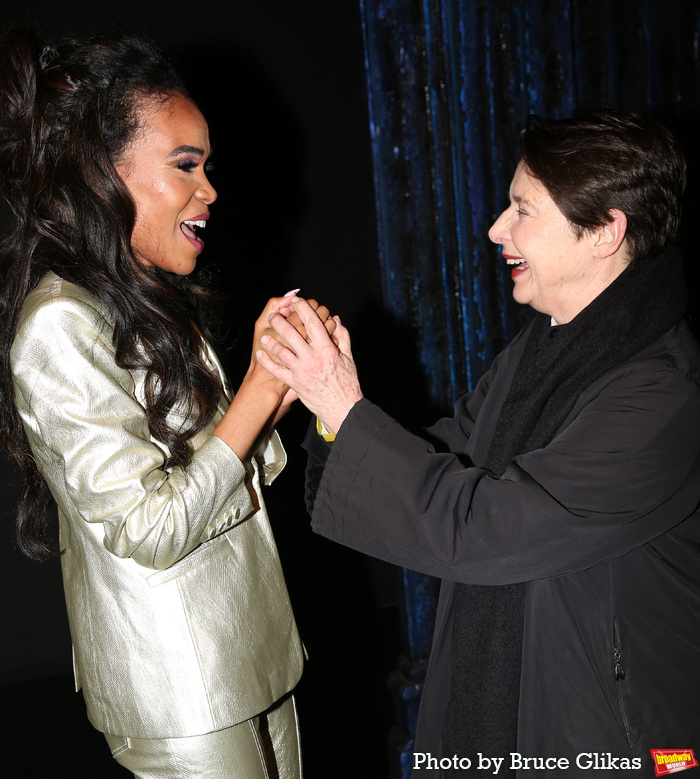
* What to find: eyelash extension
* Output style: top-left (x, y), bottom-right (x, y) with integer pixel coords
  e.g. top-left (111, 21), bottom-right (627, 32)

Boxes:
top-left (176, 159), bottom-right (215, 175)
top-left (176, 159), bottom-right (197, 172)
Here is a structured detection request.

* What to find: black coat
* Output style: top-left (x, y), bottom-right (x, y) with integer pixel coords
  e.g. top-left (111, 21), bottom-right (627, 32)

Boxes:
top-left (309, 319), bottom-right (700, 776)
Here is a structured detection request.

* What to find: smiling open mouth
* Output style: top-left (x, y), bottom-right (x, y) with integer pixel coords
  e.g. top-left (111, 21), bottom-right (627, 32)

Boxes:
top-left (181, 219), bottom-right (207, 248)
top-left (506, 257), bottom-right (529, 274)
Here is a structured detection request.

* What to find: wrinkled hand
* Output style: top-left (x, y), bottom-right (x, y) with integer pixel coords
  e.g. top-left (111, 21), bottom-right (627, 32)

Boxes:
top-left (248, 294), bottom-right (337, 425)
top-left (256, 297), bottom-right (363, 434)
top-left (288, 299), bottom-right (337, 343)
top-left (253, 296), bottom-right (335, 364)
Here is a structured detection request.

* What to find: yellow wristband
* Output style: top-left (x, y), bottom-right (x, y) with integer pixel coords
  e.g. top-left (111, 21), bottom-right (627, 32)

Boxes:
top-left (316, 417), bottom-right (336, 442)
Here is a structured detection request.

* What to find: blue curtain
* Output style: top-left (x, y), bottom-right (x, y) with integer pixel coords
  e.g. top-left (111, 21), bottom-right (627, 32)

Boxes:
top-left (358, 0), bottom-right (700, 772)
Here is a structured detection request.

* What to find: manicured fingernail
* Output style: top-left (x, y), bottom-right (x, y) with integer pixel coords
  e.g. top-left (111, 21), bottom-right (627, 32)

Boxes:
top-left (284, 288), bottom-right (301, 297)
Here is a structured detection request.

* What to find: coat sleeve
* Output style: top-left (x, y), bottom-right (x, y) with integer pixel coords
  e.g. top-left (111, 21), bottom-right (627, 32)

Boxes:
top-left (11, 292), bottom-right (264, 571)
top-left (311, 351), bottom-right (700, 585)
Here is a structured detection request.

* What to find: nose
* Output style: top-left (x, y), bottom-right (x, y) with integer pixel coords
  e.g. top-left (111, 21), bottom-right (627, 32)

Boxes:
top-left (488, 207), bottom-right (511, 245)
top-left (197, 174), bottom-right (217, 205)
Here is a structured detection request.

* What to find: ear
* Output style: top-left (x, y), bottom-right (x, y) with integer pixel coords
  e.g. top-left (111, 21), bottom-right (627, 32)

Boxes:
top-left (592, 209), bottom-right (627, 258)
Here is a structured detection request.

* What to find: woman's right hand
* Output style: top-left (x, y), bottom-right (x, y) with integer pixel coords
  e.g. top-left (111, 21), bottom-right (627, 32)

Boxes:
top-left (210, 295), bottom-right (297, 461)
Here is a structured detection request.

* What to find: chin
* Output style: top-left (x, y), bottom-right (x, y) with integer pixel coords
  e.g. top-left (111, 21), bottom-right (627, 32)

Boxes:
top-left (511, 288), bottom-right (530, 307)
top-left (161, 256), bottom-right (198, 275)
top-left (138, 252), bottom-right (198, 276)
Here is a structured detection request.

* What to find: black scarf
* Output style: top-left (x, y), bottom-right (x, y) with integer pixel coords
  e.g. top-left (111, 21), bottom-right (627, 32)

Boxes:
top-left (442, 247), bottom-right (688, 775)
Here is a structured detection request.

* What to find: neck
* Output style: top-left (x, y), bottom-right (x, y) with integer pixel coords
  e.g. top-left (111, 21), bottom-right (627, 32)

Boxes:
top-left (548, 252), bottom-right (631, 324)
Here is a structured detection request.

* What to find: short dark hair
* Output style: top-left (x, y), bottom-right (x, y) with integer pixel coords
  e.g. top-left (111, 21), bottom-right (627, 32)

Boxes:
top-left (520, 108), bottom-right (686, 261)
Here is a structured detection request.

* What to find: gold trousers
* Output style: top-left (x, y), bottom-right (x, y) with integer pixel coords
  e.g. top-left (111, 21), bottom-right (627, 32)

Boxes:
top-left (104, 695), bottom-right (301, 779)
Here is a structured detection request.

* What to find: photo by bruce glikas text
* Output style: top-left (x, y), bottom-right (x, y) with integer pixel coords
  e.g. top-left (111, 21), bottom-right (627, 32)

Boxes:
top-left (413, 753), bottom-right (644, 773)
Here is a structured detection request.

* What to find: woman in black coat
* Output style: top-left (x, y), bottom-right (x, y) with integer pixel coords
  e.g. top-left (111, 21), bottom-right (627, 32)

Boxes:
top-left (258, 108), bottom-right (700, 777)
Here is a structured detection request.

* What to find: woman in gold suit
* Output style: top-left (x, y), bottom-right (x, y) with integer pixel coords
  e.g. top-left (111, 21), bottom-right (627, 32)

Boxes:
top-left (0, 29), bottom-right (323, 778)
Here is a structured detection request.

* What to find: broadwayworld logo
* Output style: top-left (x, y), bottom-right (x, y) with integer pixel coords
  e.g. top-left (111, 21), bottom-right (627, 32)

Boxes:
top-left (650, 749), bottom-right (698, 776)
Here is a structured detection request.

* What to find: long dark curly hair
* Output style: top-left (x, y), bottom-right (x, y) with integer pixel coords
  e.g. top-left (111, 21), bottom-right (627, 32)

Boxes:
top-left (0, 30), bottom-right (223, 560)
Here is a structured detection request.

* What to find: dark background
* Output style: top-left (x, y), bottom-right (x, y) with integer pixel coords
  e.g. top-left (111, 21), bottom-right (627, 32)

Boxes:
top-left (0, 2), bottom-right (402, 776)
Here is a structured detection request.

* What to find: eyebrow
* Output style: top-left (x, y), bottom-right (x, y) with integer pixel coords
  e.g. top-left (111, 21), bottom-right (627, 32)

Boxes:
top-left (511, 193), bottom-right (533, 207)
top-left (168, 145), bottom-right (211, 159)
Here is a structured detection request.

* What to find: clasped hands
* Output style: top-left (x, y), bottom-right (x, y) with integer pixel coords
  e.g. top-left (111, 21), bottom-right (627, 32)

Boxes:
top-left (256, 295), bottom-right (363, 435)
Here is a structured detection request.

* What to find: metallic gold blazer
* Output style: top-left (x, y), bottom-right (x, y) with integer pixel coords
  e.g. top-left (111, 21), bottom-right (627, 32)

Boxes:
top-left (10, 272), bottom-right (304, 739)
